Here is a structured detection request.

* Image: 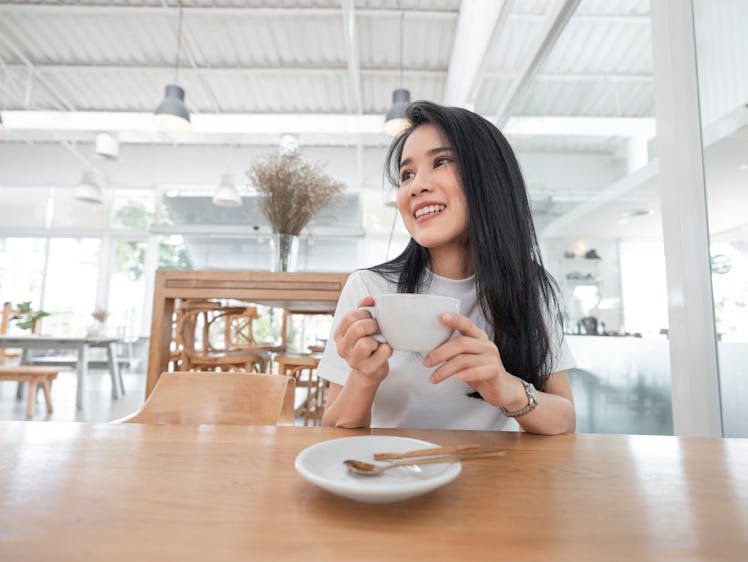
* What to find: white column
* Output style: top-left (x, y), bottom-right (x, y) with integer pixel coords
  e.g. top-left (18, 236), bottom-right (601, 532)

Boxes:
top-left (95, 234), bottom-right (112, 314)
top-left (141, 235), bottom-right (160, 338)
top-left (650, 1), bottom-right (722, 436)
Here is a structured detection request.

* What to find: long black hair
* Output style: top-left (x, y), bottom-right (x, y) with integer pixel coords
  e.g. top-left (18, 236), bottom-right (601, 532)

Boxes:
top-left (371, 101), bottom-right (560, 392)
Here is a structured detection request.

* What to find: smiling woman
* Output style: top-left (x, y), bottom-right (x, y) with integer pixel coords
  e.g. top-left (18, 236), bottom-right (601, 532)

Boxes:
top-left (317, 101), bottom-right (577, 435)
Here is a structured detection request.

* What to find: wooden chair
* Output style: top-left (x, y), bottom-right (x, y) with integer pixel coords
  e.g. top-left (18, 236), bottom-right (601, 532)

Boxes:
top-left (272, 308), bottom-right (330, 375)
top-left (119, 372), bottom-right (296, 426)
top-left (173, 301), bottom-right (270, 373)
top-left (1, 302), bottom-right (41, 362)
top-left (287, 364), bottom-right (329, 426)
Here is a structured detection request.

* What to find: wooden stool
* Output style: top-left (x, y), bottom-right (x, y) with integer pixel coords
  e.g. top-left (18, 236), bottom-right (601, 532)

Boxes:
top-left (0, 366), bottom-right (64, 418)
top-left (275, 353), bottom-right (321, 376)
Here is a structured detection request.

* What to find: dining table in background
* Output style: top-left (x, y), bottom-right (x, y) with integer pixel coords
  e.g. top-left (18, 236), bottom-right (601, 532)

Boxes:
top-left (146, 269), bottom-right (349, 397)
top-left (1, 422), bottom-right (746, 561)
top-left (0, 334), bottom-right (123, 410)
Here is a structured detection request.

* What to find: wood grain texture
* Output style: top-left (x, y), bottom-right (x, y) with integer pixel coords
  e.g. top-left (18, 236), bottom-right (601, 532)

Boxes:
top-left (118, 372), bottom-right (296, 426)
top-left (1, 423), bottom-right (746, 562)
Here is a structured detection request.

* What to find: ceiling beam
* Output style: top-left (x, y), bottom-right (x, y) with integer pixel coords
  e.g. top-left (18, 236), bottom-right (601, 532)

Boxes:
top-left (442, 0), bottom-right (509, 108)
top-left (0, 4), bottom-right (457, 19)
top-left (0, 32), bottom-right (76, 111)
top-left (491, 0), bottom-right (580, 127)
top-left (340, 0), bottom-right (363, 115)
top-left (340, 0), bottom-right (364, 188)
top-left (1, 110), bottom-right (657, 141)
top-left (0, 63), bottom-right (445, 77)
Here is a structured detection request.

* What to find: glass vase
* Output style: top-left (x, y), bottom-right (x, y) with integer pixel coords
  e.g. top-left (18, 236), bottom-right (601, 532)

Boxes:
top-left (271, 233), bottom-right (300, 272)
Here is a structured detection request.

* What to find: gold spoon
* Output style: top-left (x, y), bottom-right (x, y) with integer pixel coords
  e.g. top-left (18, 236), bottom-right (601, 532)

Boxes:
top-left (343, 450), bottom-right (507, 476)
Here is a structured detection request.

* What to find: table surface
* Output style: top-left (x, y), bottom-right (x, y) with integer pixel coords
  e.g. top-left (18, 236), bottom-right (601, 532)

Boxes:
top-left (1, 422), bottom-right (746, 562)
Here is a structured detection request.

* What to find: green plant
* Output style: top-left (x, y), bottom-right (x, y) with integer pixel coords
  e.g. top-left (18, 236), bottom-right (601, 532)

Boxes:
top-left (11, 301), bottom-right (50, 331)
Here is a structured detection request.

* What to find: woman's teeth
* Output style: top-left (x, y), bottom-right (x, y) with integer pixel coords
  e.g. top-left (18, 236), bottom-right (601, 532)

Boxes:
top-left (415, 205), bottom-right (446, 218)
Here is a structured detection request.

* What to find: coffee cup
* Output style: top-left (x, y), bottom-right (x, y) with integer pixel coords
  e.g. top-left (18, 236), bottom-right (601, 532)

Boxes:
top-left (362, 294), bottom-right (461, 352)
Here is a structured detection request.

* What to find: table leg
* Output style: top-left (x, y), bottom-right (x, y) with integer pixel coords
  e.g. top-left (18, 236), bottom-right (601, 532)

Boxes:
top-left (75, 344), bottom-right (89, 411)
top-left (16, 348), bottom-right (31, 399)
top-left (25, 380), bottom-right (37, 418)
top-left (107, 342), bottom-right (124, 399)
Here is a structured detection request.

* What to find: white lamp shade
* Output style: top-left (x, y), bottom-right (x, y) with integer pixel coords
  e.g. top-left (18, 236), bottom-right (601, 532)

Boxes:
top-left (95, 132), bottom-right (119, 160)
top-left (279, 133), bottom-right (299, 156)
top-left (154, 84), bottom-right (192, 132)
top-left (74, 171), bottom-right (104, 204)
top-left (212, 174), bottom-right (242, 207)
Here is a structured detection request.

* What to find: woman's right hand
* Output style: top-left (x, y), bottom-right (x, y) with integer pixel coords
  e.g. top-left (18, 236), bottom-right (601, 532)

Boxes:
top-left (333, 296), bottom-right (392, 383)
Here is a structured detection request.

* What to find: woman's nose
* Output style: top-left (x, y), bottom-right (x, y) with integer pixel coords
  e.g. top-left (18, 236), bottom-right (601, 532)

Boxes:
top-left (409, 171), bottom-right (434, 196)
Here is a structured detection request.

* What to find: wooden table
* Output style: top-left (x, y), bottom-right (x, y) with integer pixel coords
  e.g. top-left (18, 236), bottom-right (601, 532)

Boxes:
top-left (146, 270), bottom-right (348, 397)
top-left (0, 335), bottom-right (123, 410)
top-left (1, 422), bottom-right (746, 561)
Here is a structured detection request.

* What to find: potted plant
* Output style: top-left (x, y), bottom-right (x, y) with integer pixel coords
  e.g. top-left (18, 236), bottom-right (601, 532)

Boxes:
top-left (10, 301), bottom-right (50, 333)
top-left (247, 152), bottom-right (345, 271)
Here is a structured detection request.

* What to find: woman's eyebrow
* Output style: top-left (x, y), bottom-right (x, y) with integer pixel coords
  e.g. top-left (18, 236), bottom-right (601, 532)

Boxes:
top-left (399, 146), bottom-right (455, 170)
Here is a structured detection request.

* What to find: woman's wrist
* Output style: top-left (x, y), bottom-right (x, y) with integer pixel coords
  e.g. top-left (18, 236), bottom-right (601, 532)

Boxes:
top-left (501, 374), bottom-right (530, 411)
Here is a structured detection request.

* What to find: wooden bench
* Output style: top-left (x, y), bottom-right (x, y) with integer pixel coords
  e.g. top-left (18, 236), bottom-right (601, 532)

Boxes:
top-left (0, 366), bottom-right (67, 418)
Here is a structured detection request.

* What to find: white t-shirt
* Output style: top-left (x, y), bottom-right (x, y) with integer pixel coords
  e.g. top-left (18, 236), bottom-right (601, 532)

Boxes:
top-left (318, 268), bottom-right (575, 431)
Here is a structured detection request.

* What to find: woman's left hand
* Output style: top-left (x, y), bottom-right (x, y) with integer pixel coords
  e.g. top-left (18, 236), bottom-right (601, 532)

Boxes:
top-left (422, 312), bottom-right (513, 407)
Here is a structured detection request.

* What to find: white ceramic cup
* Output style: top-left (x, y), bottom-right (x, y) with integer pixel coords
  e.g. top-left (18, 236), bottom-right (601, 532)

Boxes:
top-left (362, 294), bottom-right (461, 352)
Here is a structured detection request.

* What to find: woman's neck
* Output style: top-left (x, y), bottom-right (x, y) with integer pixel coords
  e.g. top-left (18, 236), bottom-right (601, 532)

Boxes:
top-left (428, 245), bottom-right (474, 280)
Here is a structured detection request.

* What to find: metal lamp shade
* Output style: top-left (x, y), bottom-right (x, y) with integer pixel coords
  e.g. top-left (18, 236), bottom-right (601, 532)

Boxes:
top-left (154, 84), bottom-right (191, 132)
top-left (383, 88), bottom-right (411, 137)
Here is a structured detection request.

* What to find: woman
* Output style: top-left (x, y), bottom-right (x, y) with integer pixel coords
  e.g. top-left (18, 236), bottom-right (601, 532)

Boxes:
top-left (318, 101), bottom-right (576, 434)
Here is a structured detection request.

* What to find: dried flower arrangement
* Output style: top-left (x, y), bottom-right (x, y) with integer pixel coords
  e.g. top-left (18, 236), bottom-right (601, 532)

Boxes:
top-left (247, 152), bottom-right (346, 236)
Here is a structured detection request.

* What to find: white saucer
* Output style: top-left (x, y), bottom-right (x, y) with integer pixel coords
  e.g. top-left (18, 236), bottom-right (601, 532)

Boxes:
top-left (294, 435), bottom-right (461, 503)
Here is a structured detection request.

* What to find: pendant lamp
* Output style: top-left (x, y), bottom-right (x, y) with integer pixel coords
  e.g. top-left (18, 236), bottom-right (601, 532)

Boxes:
top-left (279, 133), bottom-right (299, 156)
top-left (384, 11), bottom-right (410, 137)
top-left (212, 173), bottom-right (242, 207)
top-left (384, 88), bottom-right (410, 137)
top-left (74, 171), bottom-right (104, 204)
top-left (155, 1), bottom-right (191, 132)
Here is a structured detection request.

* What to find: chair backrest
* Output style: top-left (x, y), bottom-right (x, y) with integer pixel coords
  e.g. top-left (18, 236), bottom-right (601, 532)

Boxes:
top-left (120, 372), bottom-right (296, 426)
top-left (222, 306), bottom-right (260, 350)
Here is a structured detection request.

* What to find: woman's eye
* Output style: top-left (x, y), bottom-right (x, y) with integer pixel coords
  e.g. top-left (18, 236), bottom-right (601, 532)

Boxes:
top-left (434, 157), bottom-right (451, 167)
top-left (400, 170), bottom-right (414, 183)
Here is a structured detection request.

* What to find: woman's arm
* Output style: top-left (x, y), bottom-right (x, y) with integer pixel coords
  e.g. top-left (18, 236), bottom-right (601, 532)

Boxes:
top-left (499, 370), bottom-right (575, 435)
top-left (321, 377), bottom-right (378, 428)
top-left (425, 312), bottom-right (576, 435)
top-left (320, 296), bottom-right (393, 428)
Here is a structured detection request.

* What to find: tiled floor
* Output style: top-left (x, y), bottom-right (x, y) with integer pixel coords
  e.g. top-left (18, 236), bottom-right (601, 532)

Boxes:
top-left (0, 369), bottom-right (147, 423)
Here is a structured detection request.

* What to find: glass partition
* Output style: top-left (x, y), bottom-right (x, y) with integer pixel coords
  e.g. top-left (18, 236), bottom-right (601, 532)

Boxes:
top-left (43, 238), bottom-right (101, 336)
top-left (511, 1), bottom-right (673, 434)
top-left (693, 0), bottom-right (748, 437)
